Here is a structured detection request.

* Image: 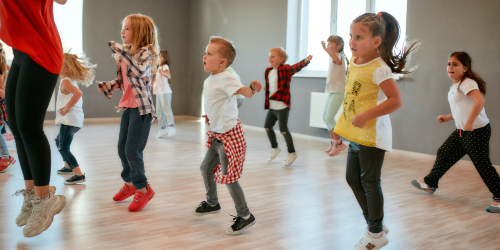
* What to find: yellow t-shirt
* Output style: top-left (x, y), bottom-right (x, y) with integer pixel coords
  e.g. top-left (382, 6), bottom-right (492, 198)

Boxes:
top-left (334, 57), bottom-right (393, 151)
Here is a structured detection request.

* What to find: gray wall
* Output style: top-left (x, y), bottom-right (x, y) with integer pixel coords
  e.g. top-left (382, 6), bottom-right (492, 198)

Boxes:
top-left (81, 0), bottom-right (190, 118)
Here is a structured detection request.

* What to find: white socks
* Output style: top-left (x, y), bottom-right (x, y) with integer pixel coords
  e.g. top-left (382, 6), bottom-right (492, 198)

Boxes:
top-left (368, 231), bottom-right (383, 239)
top-left (242, 214), bottom-right (250, 220)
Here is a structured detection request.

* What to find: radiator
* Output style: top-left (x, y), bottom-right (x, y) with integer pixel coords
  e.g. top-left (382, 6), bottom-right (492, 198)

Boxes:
top-left (309, 92), bottom-right (343, 129)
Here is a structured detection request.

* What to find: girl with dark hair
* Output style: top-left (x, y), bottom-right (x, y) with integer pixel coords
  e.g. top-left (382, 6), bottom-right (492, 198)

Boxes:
top-left (411, 51), bottom-right (500, 214)
top-left (333, 12), bottom-right (419, 249)
top-left (153, 49), bottom-right (176, 138)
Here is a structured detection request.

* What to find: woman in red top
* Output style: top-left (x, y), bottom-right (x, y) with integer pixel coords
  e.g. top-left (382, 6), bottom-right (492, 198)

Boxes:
top-left (0, 0), bottom-right (67, 237)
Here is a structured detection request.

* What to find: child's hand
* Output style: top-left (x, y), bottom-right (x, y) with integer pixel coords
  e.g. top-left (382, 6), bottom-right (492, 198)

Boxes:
top-left (321, 41), bottom-right (326, 48)
top-left (202, 114), bottom-right (210, 125)
top-left (438, 115), bottom-right (450, 123)
top-left (351, 112), bottom-right (369, 128)
top-left (464, 122), bottom-right (474, 132)
top-left (59, 106), bottom-right (70, 116)
top-left (305, 55), bottom-right (313, 64)
top-left (251, 80), bottom-right (262, 93)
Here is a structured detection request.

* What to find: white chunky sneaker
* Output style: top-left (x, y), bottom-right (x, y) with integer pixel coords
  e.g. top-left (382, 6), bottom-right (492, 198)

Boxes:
top-left (267, 148), bottom-right (282, 162)
top-left (354, 230), bottom-right (389, 250)
top-left (167, 126), bottom-right (176, 137)
top-left (156, 128), bottom-right (169, 139)
top-left (283, 152), bottom-right (297, 166)
top-left (356, 224), bottom-right (389, 247)
top-left (14, 188), bottom-right (35, 227)
top-left (23, 188), bottom-right (66, 237)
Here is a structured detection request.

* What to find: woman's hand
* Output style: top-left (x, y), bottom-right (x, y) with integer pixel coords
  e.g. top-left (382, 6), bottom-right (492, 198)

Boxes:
top-left (59, 106), bottom-right (70, 116)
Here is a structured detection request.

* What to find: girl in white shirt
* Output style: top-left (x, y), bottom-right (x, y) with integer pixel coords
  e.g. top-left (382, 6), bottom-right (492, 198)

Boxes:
top-left (321, 35), bottom-right (348, 157)
top-left (411, 51), bottom-right (500, 213)
top-left (153, 50), bottom-right (175, 138)
top-left (55, 52), bottom-right (96, 185)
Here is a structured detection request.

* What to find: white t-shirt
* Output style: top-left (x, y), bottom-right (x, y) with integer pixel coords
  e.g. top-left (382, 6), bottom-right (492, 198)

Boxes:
top-left (268, 68), bottom-right (288, 110)
top-left (204, 71), bottom-right (244, 133)
top-left (448, 78), bottom-right (489, 130)
top-left (153, 64), bottom-right (172, 95)
top-left (55, 77), bottom-right (84, 128)
top-left (225, 67), bottom-right (245, 100)
top-left (325, 54), bottom-right (346, 94)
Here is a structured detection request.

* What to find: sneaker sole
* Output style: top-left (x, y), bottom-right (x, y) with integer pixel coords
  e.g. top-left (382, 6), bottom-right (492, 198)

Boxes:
top-left (65, 179), bottom-right (86, 185)
top-left (57, 171), bottom-right (74, 175)
top-left (411, 180), bottom-right (435, 194)
top-left (190, 209), bottom-right (222, 216)
top-left (268, 149), bottom-right (282, 162)
top-left (24, 195), bottom-right (66, 238)
top-left (486, 207), bottom-right (500, 213)
top-left (225, 220), bottom-right (256, 235)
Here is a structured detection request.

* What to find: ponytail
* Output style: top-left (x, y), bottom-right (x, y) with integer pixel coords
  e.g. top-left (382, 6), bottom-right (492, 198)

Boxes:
top-left (354, 12), bottom-right (419, 74)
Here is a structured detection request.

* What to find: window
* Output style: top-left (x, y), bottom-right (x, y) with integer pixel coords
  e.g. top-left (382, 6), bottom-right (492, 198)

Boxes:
top-left (287, 0), bottom-right (408, 77)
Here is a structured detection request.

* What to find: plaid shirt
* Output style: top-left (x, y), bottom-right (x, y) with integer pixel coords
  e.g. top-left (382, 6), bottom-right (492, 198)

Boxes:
top-left (264, 59), bottom-right (310, 110)
top-left (206, 120), bottom-right (247, 184)
top-left (97, 41), bottom-right (156, 122)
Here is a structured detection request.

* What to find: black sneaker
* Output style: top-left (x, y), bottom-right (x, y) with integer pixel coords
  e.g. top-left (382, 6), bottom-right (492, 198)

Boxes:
top-left (190, 201), bottom-right (221, 216)
top-left (225, 214), bottom-right (256, 235)
top-left (65, 174), bottom-right (86, 185)
top-left (57, 167), bottom-right (73, 175)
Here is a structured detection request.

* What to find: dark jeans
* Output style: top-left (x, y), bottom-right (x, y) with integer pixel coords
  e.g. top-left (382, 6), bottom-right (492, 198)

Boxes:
top-left (264, 108), bottom-right (295, 153)
top-left (345, 142), bottom-right (386, 233)
top-left (1, 120), bottom-right (10, 134)
top-left (55, 124), bottom-right (81, 169)
top-left (6, 49), bottom-right (58, 186)
top-left (118, 108), bottom-right (152, 190)
top-left (424, 124), bottom-right (500, 201)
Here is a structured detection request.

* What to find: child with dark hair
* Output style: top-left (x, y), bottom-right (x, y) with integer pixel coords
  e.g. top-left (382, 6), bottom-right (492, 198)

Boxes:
top-left (411, 51), bottom-right (500, 214)
top-left (333, 12), bottom-right (419, 249)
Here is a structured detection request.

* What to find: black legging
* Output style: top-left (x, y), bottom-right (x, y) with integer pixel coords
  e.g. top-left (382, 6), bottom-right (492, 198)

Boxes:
top-left (6, 49), bottom-right (58, 186)
top-left (264, 108), bottom-right (295, 153)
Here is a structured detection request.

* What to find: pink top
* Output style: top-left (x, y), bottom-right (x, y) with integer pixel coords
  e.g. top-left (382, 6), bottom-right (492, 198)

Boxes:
top-left (118, 60), bottom-right (138, 108)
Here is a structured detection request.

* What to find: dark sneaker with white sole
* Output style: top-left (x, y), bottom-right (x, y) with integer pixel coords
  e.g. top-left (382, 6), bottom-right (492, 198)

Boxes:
top-left (225, 214), bottom-right (256, 235)
top-left (57, 167), bottom-right (73, 175)
top-left (65, 174), bottom-right (86, 185)
top-left (191, 201), bottom-right (221, 216)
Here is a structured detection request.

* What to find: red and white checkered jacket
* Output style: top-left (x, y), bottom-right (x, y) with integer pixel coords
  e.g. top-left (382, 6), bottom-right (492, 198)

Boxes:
top-left (206, 120), bottom-right (247, 184)
top-left (264, 59), bottom-right (310, 110)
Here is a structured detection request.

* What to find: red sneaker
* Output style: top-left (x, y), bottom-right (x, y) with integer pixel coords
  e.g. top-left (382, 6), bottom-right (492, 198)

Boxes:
top-left (128, 184), bottom-right (155, 212)
top-left (0, 156), bottom-right (16, 173)
top-left (113, 184), bottom-right (137, 201)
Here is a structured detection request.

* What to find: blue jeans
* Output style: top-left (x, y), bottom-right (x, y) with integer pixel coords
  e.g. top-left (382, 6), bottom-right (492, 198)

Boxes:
top-left (0, 125), bottom-right (9, 158)
top-left (118, 108), bottom-right (152, 189)
top-left (55, 124), bottom-right (81, 169)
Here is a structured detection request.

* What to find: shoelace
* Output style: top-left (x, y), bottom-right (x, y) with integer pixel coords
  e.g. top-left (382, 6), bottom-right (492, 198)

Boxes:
top-left (13, 189), bottom-right (32, 211)
top-left (229, 214), bottom-right (242, 230)
top-left (198, 201), bottom-right (207, 208)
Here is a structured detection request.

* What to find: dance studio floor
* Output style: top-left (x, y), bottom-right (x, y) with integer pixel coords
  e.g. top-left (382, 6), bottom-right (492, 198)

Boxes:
top-left (1, 117), bottom-right (499, 250)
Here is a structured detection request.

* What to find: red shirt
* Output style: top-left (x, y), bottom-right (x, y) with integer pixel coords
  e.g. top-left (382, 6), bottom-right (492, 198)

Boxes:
top-left (118, 60), bottom-right (138, 108)
top-left (0, 0), bottom-right (63, 74)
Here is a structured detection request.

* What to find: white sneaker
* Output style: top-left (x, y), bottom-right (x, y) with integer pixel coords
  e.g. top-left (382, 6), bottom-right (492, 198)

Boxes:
top-left (354, 230), bottom-right (389, 250)
top-left (267, 148), bottom-right (282, 162)
top-left (167, 126), bottom-right (176, 137)
top-left (356, 224), bottom-right (389, 247)
top-left (23, 188), bottom-right (66, 237)
top-left (283, 152), bottom-right (297, 166)
top-left (156, 128), bottom-right (169, 138)
top-left (14, 186), bottom-right (56, 227)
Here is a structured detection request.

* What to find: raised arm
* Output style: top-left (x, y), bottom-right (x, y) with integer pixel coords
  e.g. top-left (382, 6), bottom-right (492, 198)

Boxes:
top-left (109, 41), bottom-right (152, 78)
top-left (288, 55), bottom-right (312, 75)
top-left (321, 41), bottom-right (342, 65)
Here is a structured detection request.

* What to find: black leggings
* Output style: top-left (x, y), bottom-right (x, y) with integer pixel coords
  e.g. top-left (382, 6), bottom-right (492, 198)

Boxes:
top-left (264, 108), bottom-right (295, 153)
top-left (6, 49), bottom-right (58, 186)
top-left (424, 124), bottom-right (500, 200)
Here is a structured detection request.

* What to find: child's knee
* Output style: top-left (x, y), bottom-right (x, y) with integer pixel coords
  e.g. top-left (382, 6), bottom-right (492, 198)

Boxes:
top-left (281, 131), bottom-right (287, 135)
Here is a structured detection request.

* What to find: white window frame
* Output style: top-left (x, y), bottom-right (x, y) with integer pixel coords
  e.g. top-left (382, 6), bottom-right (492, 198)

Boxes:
top-left (287, 0), bottom-right (404, 80)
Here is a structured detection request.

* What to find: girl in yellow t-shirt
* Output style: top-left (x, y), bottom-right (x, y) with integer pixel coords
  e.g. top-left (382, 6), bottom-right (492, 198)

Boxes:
top-left (334, 12), bottom-right (419, 249)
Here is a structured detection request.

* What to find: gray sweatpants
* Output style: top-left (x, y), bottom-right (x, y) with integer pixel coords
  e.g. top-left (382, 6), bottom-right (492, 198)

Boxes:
top-left (345, 142), bottom-right (386, 233)
top-left (200, 139), bottom-right (250, 217)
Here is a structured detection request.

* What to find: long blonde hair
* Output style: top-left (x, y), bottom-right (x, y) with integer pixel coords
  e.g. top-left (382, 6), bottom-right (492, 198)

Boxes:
top-left (63, 51), bottom-right (97, 87)
top-left (115, 14), bottom-right (160, 72)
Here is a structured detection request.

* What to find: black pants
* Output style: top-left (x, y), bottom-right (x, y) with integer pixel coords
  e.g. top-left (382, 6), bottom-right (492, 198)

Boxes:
top-left (6, 49), bottom-right (58, 186)
top-left (264, 108), bottom-right (295, 153)
top-left (345, 142), bottom-right (386, 233)
top-left (424, 124), bottom-right (500, 201)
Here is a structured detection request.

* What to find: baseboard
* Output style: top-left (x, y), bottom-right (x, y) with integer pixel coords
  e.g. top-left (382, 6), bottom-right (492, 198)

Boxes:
top-left (44, 115), bottom-right (201, 125)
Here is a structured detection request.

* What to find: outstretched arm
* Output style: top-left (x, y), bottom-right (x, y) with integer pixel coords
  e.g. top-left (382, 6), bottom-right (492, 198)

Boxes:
top-left (288, 55), bottom-right (313, 75)
top-left (236, 80), bottom-right (262, 98)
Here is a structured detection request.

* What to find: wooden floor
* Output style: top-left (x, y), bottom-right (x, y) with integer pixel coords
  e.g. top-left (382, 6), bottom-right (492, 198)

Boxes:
top-left (1, 117), bottom-right (499, 250)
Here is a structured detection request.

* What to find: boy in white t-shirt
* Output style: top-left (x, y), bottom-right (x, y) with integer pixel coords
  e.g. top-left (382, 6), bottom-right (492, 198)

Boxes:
top-left (191, 36), bottom-right (262, 235)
